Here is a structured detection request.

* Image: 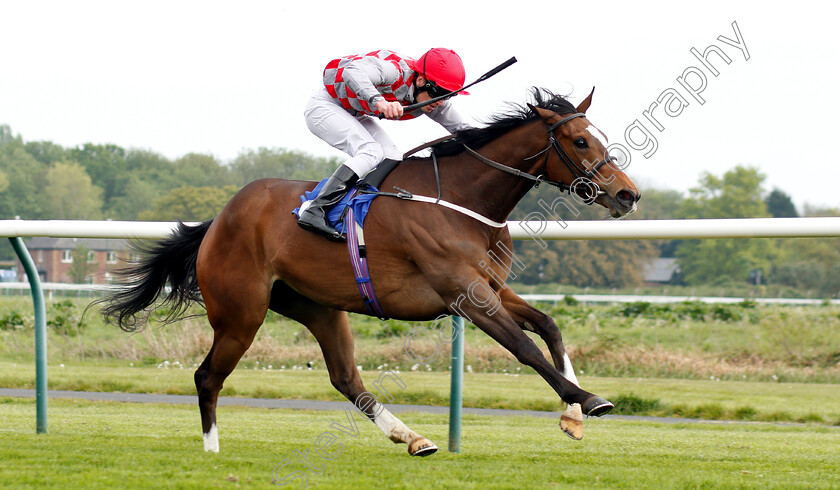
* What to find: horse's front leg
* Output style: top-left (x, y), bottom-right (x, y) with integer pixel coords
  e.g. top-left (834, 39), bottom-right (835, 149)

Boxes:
top-left (499, 288), bottom-right (604, 439)
top-left (443, 273), bottom-right (610, 414)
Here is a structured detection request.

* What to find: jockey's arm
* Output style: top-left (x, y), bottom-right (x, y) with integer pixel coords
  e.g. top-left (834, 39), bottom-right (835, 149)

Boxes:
top-left (340, 56), bottom-right (400, 110)
top-left (426, 102), bottom-right (473, 134)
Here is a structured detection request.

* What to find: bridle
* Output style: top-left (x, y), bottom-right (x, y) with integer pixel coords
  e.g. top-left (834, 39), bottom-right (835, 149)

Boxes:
top-left (363, 110), bottom-right (616, 228)
top-left (463, 111), bottom-right (612, 202)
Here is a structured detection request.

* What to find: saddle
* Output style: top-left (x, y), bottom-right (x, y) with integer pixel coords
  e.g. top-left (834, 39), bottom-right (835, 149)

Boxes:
top-left (358, 158), bottom-right (401, 188)
top-left (291, 160), bottom-right (404, 319)
top-left (291, 143), bottom-right (455, 319)
top-left (291, 159), bottom-right (402, 236)
top-left (357, 133), bottom-right (456, 189)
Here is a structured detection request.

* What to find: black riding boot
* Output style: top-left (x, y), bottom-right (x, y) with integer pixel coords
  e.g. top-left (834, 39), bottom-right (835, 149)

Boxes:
top-left (297, 164), bottom-right (359, 240)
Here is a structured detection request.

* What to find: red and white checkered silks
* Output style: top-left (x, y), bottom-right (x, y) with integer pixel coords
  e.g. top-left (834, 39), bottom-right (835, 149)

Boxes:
top-left (323, 50), bottom-right (418, 120)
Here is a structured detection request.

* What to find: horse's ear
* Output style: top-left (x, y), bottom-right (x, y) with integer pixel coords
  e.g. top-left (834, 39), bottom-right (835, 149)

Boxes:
top-left (527, 103), bottom-right (540, 117)
top-left (576, 87), bottom-right (595, 114)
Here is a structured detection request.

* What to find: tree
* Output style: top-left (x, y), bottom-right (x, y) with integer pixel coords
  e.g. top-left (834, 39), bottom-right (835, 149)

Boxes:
top-left (0, 140), bottom-right (48, 219)
top-left (802, 204), bottom-right (840, 217)
top-left (0, 134), bottom-right (45, 261)
top-left (138, 185), bottom-right (240, 221)
top-left (0, 124), bottom-right (19, 147)
top-left (230, 147), bottom-right (339, 185)
top-left (69, 143), bottom-right (128, 208)
top-left (516, 238), bottom-right (658, 287)
top-left (770, 260), bottom-right (840, 297)
top-left (626, 188), bottom-right (684, 257)
top-left (679, 166), bottom-right (769, 218)
top-left (765, 188), bottom-right (798, 217)
top-left (770, 205), bottom-right (840, 296)
top-left (675, 166), bottom-right (779, 284)
top-left (44, 161), bottom-right (104, 219)
top-left (509, 185), bottom-right (658, 287)
top-left (108, 176), bottom-right (160, 220)
top-left (172, 153), bottom-right (235, 188)
top-left (67, 244), bottom-right (97, 284)
top-left (24, 140), bottom-right (69, 166)
top-left (630, 188), bottom-right (684, 220)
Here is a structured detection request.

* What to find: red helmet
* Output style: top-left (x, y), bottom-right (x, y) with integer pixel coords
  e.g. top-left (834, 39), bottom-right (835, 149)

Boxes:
top-left (410, 48), bottom-right (469, 95)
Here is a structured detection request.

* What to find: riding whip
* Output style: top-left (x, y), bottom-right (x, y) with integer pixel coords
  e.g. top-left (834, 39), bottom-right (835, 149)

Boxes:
top-left (398, 56), bottom-right (518, 113)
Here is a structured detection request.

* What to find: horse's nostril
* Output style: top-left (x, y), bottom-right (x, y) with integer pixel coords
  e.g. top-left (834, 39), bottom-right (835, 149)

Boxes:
top-left (617, 190), bottom-right (634, 204)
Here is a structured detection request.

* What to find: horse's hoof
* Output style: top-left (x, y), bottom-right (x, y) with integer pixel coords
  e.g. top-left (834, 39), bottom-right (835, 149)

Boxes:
top-left (560, 403), bottom-right (584, 440)
top-left (582, 396), bottom-right (614, 416)
top-left (408, 437), bottom-right (438, 457)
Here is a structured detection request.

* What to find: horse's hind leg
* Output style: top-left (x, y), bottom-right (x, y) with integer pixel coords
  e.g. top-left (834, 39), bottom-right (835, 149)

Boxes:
top-left (194, 287), bottom-right (267, 452)
top-left (270, 283), bottom-right (437, 456)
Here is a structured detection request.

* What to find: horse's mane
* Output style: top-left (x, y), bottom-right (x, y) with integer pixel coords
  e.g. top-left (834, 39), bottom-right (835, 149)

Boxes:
top-left (430, 87), bottom-right (578, 158)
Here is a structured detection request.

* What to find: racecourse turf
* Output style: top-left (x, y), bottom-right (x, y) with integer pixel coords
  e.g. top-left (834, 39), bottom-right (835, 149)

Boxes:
top-left (1, 397), bottom-right (838, 489)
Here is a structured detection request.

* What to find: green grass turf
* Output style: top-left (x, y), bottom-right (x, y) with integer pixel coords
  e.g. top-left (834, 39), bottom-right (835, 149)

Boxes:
top-left (0, 398), bottom-right (838, 489)
top-left (2, 362), bottom-right (838, 425)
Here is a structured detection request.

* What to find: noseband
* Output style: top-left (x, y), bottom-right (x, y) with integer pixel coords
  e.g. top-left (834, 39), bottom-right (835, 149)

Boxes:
top-left (463, 112), bottom-right (612, 201)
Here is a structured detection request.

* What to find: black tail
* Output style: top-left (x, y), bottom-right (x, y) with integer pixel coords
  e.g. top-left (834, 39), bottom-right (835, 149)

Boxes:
top-left (99, 220), bottom-right (213, 332)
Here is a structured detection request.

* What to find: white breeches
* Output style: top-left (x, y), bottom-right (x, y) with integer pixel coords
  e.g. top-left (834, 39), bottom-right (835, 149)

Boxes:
top-left (304, 88), bottom-right (402, 177)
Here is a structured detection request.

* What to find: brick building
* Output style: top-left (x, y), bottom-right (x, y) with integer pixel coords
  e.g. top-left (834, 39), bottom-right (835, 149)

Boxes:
top-left (17, 237), bottom-right (132, 284)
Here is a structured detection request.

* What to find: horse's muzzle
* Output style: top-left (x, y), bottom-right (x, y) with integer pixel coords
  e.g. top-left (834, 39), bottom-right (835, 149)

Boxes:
top-left (606, 188), bottom-right (641, 218)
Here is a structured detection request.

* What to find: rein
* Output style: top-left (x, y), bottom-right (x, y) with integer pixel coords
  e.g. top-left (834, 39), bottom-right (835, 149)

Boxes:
top-left (464, 112), bottom-right (611, 201)
top-left (360, 111), bottom-right (614, 228)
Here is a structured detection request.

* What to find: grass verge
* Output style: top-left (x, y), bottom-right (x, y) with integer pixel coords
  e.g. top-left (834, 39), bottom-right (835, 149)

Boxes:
top-left (2, 362), bottom-right (838, 426)
top-left (1, 398), bottom-right (838, 489)
top-left (3, 299), bottom-right (840, 383)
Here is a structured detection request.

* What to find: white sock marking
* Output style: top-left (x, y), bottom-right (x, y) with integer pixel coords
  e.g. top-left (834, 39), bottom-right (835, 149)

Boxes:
top-left (203, 424), bottom-right (219, 453)
top-left (561, 352), bottom-right (580, 387)
top-left (372, 405), bottom-right (416, 443)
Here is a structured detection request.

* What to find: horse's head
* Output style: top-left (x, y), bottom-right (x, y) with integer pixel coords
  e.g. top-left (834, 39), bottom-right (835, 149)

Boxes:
top-left (529, 89), bottom-right (640, 218)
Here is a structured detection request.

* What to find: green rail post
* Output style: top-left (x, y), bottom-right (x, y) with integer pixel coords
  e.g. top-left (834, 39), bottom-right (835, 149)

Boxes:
top-left (9, 237), bottom-right (48, 433)
top-left (448, 315), bottom-right (465, 452)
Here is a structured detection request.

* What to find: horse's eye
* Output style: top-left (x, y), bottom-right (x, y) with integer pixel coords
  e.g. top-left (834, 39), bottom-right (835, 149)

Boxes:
top-left (574, 138), bottom-right (588, 149)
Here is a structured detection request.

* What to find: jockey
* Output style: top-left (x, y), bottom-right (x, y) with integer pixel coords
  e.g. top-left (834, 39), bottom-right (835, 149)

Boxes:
top-left (298, 48), bottom-right (473, 239)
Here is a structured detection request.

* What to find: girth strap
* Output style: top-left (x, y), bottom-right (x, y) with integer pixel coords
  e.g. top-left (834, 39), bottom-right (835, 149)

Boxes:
top-left (345, 203), bottom-right (388, 320)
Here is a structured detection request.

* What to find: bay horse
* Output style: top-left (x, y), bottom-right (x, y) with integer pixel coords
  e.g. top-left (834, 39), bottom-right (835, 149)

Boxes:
top-left (100, 87), bottom-right (640, 456)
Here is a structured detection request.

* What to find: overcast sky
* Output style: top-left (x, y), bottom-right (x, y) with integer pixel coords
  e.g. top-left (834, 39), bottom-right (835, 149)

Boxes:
top-left (2, 1), bottom-right (838, 211)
